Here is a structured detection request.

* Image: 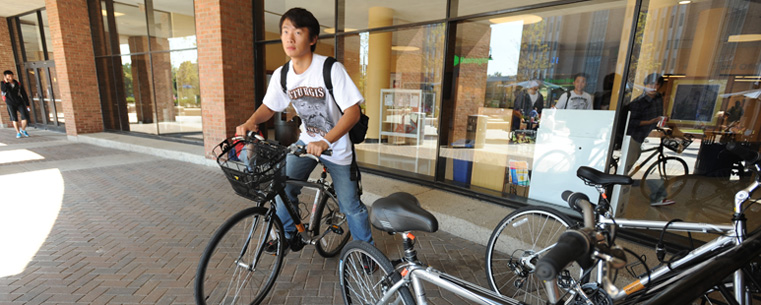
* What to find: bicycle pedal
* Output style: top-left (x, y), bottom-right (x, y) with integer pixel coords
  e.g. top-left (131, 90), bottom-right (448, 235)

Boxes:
top-left (330, 224), bottom-right (344, 234)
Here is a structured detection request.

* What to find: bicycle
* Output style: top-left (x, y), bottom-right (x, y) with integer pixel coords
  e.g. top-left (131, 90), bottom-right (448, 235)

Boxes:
top-left (487, 142), bottom-right (761, 304)
top-left (337, 192), bottom-right (526, 305)
top-left (607, 127), bottom-right (692, 200)
top-left (194, 134), bottom-right (352, 305)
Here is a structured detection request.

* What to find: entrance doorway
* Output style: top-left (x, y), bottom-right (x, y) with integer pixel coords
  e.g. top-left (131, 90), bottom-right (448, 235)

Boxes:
top-left (25, 60), bottom-right (63, 131)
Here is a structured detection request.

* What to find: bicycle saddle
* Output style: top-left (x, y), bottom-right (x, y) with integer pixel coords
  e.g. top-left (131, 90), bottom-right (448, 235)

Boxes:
top-left (577, 166), bottom-right (633, 186)
top-left (369, 192), bottom-right (439, 233)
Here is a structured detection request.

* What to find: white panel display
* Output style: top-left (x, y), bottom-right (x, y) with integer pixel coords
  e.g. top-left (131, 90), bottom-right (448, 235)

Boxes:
top-left (528, 109), bottom-right (616, 207)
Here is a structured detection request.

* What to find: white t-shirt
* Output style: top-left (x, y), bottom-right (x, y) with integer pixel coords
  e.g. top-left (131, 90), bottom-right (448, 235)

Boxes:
top-left (263, 54), bottom-right (364, 165)
top-left (555, 90), bottom-right (593, 110)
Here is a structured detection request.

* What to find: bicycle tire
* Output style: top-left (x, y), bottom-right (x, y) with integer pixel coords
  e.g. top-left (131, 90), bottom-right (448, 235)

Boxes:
top-left (195, 207), bottom-right (285, 305)
top-left (640, 157), bottom-right (688, 201)
top-left (485, 206), bottom-right (580, 305)
top-left (313, 188), bottom-right (351, 257)
top-left (339, 240), bottom-right (415, 305)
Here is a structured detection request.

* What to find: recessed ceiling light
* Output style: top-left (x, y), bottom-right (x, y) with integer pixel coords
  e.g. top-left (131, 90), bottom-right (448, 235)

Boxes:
top-left (391, 46), bottom-right (420, 52)
top-left (678, 1), bottom-right (691, 4)
top-left (101, 10), bottom-right (125, 17)
top-left (728, 34), bottom-right (761, 42)
top-left (324, 27), bottom-right (358, 34)
top-left (489, 14), bottom-right (543, 25)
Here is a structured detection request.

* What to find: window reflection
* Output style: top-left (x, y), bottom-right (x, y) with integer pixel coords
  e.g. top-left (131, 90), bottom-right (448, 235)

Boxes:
top-left (150, 0), bottom-right (197, 52)
top-left (156, 50), bottom-right (202, 139)
top-left (264, 0), bottom-right (334, 37)
top-left (620, 0), bottom-right (761, 226)
top-left (114, 1), bottom-right (148, 55)
top-left (444, 2), bottom-right (629, 197)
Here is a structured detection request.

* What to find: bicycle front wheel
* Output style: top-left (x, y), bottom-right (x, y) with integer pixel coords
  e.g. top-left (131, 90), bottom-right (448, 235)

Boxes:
top-left (339, 240), bottom-right (415, 305)
top-left (195, 207), bottom-right (285, 305)
top-left (486, 206), bottom-right (579, 305)
top-left (313, 189), bottom-right (351, 257)
top-left (640, 157), bottom-right (688, 200)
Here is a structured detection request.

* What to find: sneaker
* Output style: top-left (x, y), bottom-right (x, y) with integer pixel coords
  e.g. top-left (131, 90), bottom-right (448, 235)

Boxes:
top-left (21, 130), bottom-right (29, 137)
top-left (361, 254), bottom-right (379, 275)
top-left (651, 199), bottom-right (675, 207)
top-left (16, 133), bottom-right (22, 138)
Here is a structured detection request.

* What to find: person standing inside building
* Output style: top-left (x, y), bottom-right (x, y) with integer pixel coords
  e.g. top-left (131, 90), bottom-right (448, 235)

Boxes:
top-left (555, 73), bottom-right (593, 110)
top-left (626, 73), bottom-right (674, 207)
top-left (2, 70), bottom-right (31, 138)
top-left (235, 7), bottom-right (372, 252)
top-left (513, 80), bottom-right (544, 117)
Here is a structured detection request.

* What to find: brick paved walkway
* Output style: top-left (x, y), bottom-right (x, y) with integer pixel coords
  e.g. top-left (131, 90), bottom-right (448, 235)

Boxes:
top-left (0, 130), bottom-right (491, 304)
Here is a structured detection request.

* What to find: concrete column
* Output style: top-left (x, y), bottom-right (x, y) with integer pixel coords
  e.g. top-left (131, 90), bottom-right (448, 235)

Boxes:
top-left (128, 37), bottom-right (155, 124)
top-left (0, 17), bottom-right (16, 127)
top-left (195, 0), bottom-right (254, 156)
top-left (366, 7), bottom-right (394, 141)
top-left (45, 0), bottom-right (103, 135)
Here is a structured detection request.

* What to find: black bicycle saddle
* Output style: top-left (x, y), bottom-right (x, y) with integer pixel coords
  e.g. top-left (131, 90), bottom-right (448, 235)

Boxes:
top-left (369, 192), bottom-right (439, 233)
top-left (577, 166), bottom-right (633, 186)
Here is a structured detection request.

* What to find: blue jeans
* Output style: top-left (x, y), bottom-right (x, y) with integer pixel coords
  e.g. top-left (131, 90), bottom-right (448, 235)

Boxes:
top-left (274, 144), bottom-right (373, 243)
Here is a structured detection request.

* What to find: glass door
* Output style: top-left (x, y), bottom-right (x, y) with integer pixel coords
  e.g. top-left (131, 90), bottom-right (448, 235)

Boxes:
top-left (25, 60), bottom-right (63, 130)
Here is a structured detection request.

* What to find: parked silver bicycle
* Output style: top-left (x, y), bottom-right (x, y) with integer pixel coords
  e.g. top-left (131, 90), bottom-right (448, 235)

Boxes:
top-left (338, 192), bottom-right (527, 305)
top-left (486, 142), bottom-right (761, 304)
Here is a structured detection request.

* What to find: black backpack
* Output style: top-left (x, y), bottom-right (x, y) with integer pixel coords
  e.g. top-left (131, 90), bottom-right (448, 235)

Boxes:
top-left (280, 57), bottom-right (369, 144)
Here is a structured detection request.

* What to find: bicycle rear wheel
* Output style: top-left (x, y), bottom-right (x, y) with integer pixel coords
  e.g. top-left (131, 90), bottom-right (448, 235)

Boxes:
top-left (640, 157), bottom-right (688, 201)
top-left (195, 206), bottom-right (285, 305)
top-left (339, 240), bottom-right (415, 305)
top-left (313, 188), bottom-right (351, 257)
top-left (486, 206), bottom-right (580, 305)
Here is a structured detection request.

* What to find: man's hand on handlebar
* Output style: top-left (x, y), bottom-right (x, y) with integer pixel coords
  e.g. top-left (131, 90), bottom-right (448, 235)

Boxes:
top-left (307, 140), bottom-right (330, 157)
top-left (235, 122), bottom-right (258, 138)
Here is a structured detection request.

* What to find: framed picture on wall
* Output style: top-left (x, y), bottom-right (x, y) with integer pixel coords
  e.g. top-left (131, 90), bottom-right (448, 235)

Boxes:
top-left (668, 79), bottom-right (726, 125)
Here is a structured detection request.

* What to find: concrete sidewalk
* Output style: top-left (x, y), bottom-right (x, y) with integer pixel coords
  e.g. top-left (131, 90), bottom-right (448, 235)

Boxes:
top-left (0, 128), bottom-right (517, 304)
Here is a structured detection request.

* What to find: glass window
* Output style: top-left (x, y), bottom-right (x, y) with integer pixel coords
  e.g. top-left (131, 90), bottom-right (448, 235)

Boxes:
top-left (343, 0), bottom-right (446, 31)
top-left (41, 10), bottom-right (52, 60)
top-left (88, 0), bottom-right (113, 55)
top-left (343, 24), bottom-right (446, 178)
top-left (264, 1), bottom-right (334, 39)
top-left (442, 1), bottom-right (629, 198)
top-left (124, 54), bottom-right (159, 134)
top-left (621, 0), bottom-right (761, 226)
top-left (155, 50), bottom-right (202, 139)
top-left (114, 1), bottom-right (149, 55)
top-left (150, 0), bottom-right (197, 52)
top-left (19, 13), bottom-right (43, 62)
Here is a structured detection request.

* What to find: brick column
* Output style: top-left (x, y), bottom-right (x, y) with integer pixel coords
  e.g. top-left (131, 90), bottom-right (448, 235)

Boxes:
top-left (0, 17), bottom-right (15, 127)
top-left (46, 0), bottom-right (103, 135)
top-left (195, 0), bottom-right (255, 157)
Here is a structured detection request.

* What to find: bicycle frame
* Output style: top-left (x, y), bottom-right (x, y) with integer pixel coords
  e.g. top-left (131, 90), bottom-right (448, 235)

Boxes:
top-left (376, 232), bottom-right (525, 305)
top-left (582, 178), bottom-right (760, 304)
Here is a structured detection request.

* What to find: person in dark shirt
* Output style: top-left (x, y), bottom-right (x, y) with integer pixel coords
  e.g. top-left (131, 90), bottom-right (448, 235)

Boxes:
top-left (2, 70), bottom-right (31, 138)
top-left (626, 73), bottom-right (675, 207)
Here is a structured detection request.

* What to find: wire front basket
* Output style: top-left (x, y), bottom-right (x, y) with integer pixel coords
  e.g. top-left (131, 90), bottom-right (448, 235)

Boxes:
top-left (214, 138), bottom-right (288, 201)
top-left (663, 136), bottom-right (693, 153)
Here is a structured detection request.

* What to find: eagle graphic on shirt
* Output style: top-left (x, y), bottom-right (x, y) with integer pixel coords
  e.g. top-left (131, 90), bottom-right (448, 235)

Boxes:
top-left (289, 86), bottom-right (335, 137)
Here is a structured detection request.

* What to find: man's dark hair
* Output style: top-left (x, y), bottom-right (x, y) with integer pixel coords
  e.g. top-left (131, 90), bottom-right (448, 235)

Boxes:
top-left (3, 70), bottom-right (13, 76)
top-left (280, 8), bottom-right (320, 52)
top-left (572, 72), bottom-right (588, 82)
top-left (643, 73), bottom-right (664, 86)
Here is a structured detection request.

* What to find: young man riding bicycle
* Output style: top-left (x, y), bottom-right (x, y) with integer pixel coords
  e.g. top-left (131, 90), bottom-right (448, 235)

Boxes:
top-left (235, 7), bottom-right (373, 252)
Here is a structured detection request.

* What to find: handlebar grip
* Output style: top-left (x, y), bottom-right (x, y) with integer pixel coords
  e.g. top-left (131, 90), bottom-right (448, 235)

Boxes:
top-left (726, 142), bottom-right (760, 165)
top-left (322, 149), bottom-right (333, 156)
top-left (536, 230), bottom-right (591, 281)
top-left (562, 191), bottom-right (590, 212)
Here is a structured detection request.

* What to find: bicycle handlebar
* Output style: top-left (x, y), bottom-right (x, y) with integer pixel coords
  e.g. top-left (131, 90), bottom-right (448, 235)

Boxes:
top-left (536, 230), bottom-right (592, 281)
top-left (232, 131), bottom-right (333, 160)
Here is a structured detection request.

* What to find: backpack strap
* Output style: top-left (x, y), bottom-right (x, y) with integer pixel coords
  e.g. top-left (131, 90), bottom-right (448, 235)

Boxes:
top-left (280, 60), bottom-right (290, 94)
top-left (323, 57), bottom-right (339, 113)
top-left (564, 90), bottom-right (572, 109)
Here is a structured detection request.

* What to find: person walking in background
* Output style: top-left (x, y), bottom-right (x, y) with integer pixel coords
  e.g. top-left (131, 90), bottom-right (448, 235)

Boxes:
top-left (2, 70), bottom-right (31, 138)
top-left (626, 73), bottom-right (674, 207)
top-left (555, 73), bottom-right (593, 110)
top-left (514, 80), bottom-right (544, 116)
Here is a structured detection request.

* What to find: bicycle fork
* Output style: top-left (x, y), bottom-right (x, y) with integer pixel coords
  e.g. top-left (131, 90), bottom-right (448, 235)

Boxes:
top-left (236, 208), bottom-right (277, 271)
